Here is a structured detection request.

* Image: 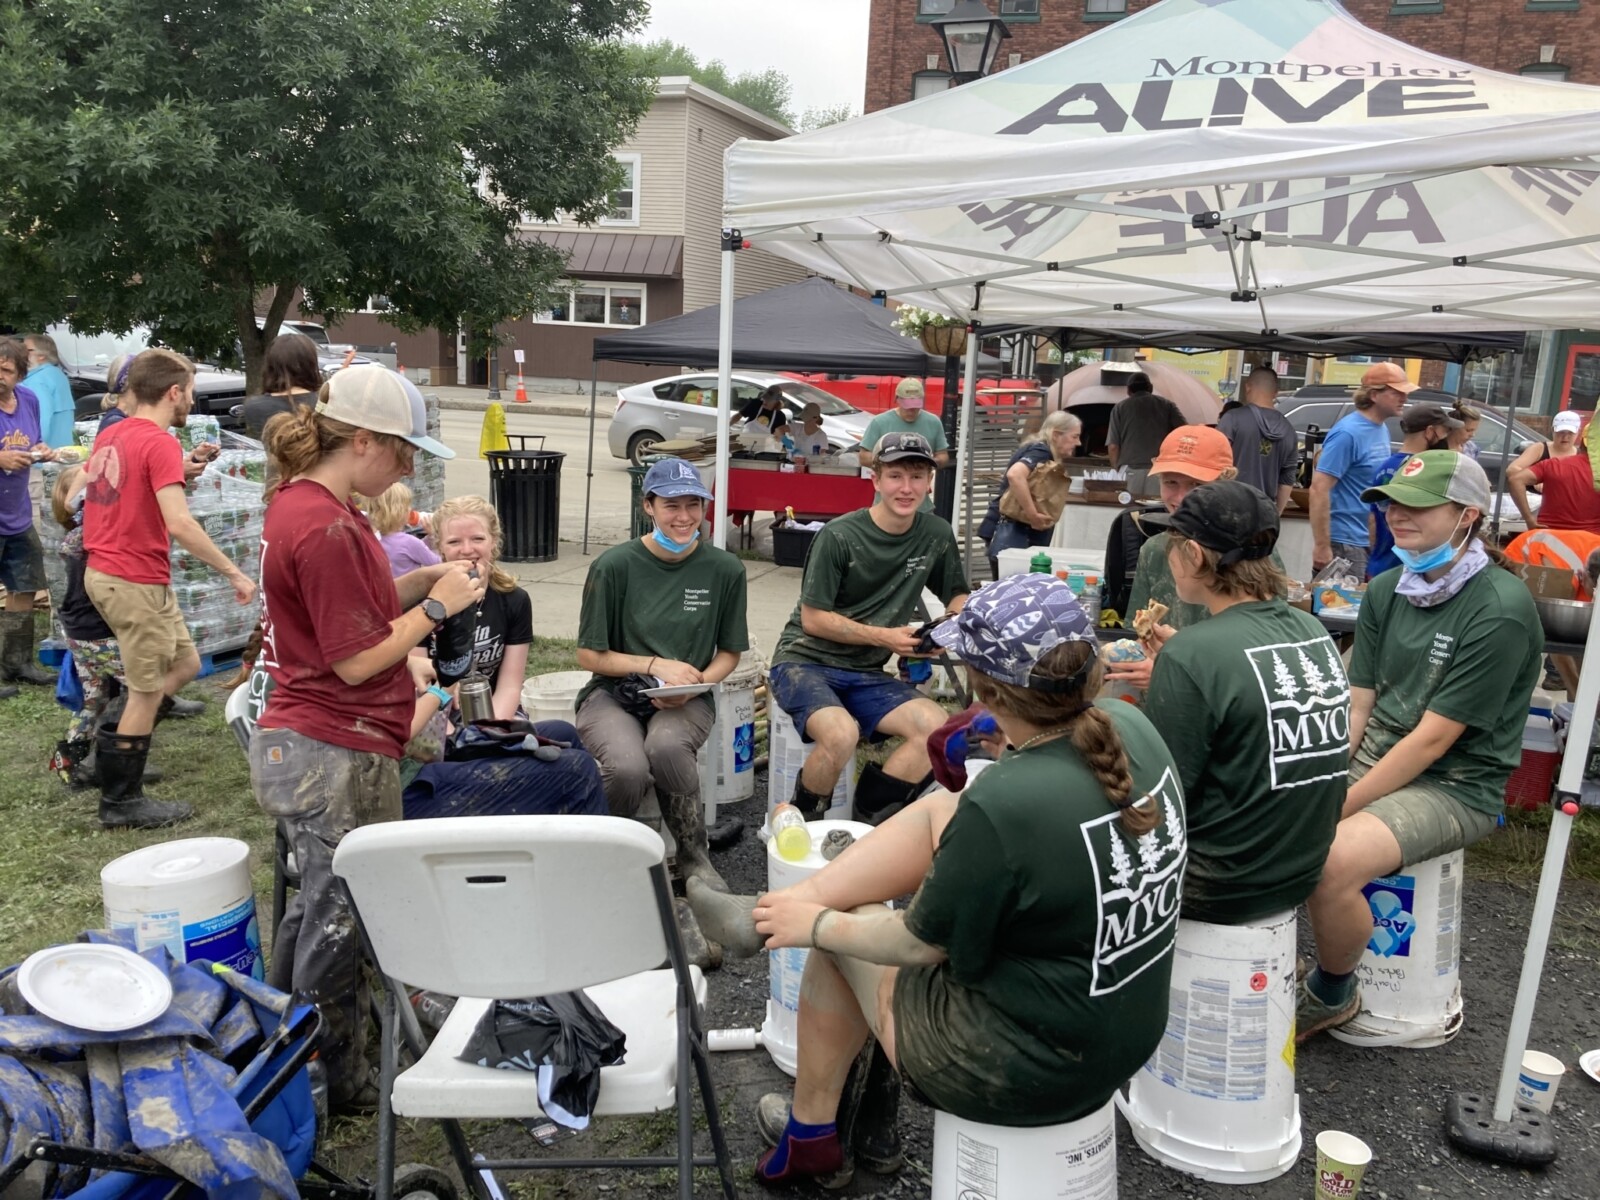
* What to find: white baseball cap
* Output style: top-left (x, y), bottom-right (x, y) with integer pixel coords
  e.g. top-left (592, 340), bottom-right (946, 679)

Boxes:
top-left (1553, 410), bottom-right (1583, 434)
top-left (317, 366), bottom-right (455, 459)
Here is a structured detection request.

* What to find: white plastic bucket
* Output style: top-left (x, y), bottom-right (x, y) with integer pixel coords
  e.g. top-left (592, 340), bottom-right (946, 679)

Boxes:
top-left (932, 1100), bottom-right (1117, 1200)
top-left (520, 670), bottom-right (591, 725)
top-left (767, 702), bottom-right (855, 822)
top-left (1120, 911), bottom-right (1301, 1183)
top-left (102, 838), bottom-right (263, 980)
top-left (760, 819), bottom-right (874, 1077)
top-left (698, 652), bottom-right (764, 805)
top-left (1328, 850), bottom-right (1465, 1049)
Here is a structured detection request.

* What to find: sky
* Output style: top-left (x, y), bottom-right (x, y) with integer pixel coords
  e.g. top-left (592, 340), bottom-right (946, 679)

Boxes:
top-left (636, 0), bottom-right (870, 120)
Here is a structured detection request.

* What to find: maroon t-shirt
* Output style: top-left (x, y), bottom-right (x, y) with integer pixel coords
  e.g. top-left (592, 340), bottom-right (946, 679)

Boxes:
top-left (257, 479), bottom-right (412, 757)
top-left (1530, 452), bottom-right (1600, 535)
top-left (84, 417), bottom-right (186, 583)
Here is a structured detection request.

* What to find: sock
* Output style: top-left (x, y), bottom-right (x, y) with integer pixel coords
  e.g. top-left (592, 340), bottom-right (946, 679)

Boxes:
top-left (1307, 966), bottom-right (1356, 1007)
top-left (759, 1115), bottom-right (837, 1178)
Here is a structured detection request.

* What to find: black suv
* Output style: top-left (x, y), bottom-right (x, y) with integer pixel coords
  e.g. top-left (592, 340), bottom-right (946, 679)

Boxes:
top-left (1279, 385), bottom-right (1542, 489)
top-left (48, 323), bottom-right (250, 430)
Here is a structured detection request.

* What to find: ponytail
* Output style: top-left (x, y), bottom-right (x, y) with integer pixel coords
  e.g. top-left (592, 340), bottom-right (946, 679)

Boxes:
top-left (261, 405), bottom-right (362, 503)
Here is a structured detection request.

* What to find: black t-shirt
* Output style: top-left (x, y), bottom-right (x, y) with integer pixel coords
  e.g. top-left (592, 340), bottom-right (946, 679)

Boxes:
top-left (60, 546), bottom-right (114, 642)
top-left (737, 399), bottom-right (789, 433)
top-left (242, 392), bottom-right (314, 440)
top-left (470, 585), bottom-right (533, 685)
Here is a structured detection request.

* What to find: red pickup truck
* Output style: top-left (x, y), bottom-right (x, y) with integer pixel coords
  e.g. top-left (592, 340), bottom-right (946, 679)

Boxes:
top-left (783, 372), bottom-right (1040, 416)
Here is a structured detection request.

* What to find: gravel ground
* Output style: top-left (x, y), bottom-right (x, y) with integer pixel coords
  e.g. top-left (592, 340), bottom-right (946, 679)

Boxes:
top-left (356, 769), bottom-right (1600, 1198)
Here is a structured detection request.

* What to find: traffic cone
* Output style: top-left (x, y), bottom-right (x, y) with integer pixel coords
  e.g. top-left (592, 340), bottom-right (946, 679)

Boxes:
top-left (479, 403), bottom-right (510, 458)
top-left (514, 372), bottom-right (528, 403)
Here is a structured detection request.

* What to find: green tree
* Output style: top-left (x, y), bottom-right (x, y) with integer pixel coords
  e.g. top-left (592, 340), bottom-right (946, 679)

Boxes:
top-left (798, 104), bottom-right (857, 131)
top-left (629, 38), bottom-right (795, 127)
top-left (0, 0), bottom-right (656, 391)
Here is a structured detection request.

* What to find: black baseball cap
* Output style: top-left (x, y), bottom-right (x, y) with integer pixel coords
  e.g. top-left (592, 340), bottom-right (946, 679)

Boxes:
top-left (875, 431), bottom-right (937, 465)
top-left (1399, 403), bottom-right (1464, 434)
top-left (1141, 480), bottom-right (1279, 566)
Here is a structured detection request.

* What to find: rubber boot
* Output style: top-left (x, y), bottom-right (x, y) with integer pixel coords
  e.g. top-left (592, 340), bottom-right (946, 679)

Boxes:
top-left (56, 737), bottom-right (162, 789)
top-left (672, 897), bottom-right (722, 972)
top-left (661, 790), bottom-right (728, 893)
top-left (96, 729), bottom-right (193, 830)
top-left (791, 777), bottom-right (834, 821)
top-left (853, 763), bottom-right (928, 827)
top-left (0, 611), bottom-right (55, 685)
top-left (837, 1039), bottom-right (903, 1175)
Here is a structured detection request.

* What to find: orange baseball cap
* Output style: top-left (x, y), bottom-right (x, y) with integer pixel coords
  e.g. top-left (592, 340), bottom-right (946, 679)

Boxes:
top-left (1360, 361), bottom-right (1419, 394)
top-left (1150, 425), bottom-right (1233, 482)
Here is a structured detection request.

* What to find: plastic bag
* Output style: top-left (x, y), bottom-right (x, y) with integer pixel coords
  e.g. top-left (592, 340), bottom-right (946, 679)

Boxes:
top-left (458, 992), bottom-right (626, 1129)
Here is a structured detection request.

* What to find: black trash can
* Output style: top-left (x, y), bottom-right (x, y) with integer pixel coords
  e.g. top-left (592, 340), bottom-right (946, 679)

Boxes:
top-left (487, 447), bottom-right (566, 562)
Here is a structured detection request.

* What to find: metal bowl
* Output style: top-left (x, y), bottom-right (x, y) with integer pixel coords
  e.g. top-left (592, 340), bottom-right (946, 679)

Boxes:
top-left (1534, 596), bottom-right (1593, 643)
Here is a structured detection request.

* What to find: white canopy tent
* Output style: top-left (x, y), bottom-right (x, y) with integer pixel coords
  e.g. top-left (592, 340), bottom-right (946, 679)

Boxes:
top-left (706, 0), bottom-right (1600, 1156)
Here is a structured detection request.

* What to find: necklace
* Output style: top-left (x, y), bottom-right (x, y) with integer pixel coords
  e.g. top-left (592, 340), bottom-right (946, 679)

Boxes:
top-left (1014, 727), bottom-right (1071, 753)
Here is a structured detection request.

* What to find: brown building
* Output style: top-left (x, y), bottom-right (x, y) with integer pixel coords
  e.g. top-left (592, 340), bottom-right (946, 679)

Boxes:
top-left (866, 0), bottom-right (1600, 114)
top-left (326, 78), bottom-right (807, 388)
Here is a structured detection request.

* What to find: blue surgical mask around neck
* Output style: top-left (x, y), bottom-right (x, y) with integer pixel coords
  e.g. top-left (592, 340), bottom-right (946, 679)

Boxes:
top-left (1393, 522), bottom-right (1467, 573)
top-left (651, 526), bottom-right (700, 554)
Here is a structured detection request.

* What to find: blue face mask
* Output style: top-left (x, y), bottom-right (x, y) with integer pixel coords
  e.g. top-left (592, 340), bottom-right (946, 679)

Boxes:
top-left (1393, 523), bottom-right (1467, 573)
top-left (651, 526), bottom-right (700, 554)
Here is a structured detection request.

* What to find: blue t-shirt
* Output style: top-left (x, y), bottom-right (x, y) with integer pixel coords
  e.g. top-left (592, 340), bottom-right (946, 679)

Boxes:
top-left (0, 387), bottom-right (42, 536)
top-left (1366, 451), bottom-right (1407, 578)
top-left (23, 363), bottom-right (75, 449)
top-left (1316, 410), bottom-right (1392, 546)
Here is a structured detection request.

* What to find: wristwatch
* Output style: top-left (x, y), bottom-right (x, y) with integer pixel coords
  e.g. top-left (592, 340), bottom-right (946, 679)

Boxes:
top-left (420, 597), bottom-right (446, 627)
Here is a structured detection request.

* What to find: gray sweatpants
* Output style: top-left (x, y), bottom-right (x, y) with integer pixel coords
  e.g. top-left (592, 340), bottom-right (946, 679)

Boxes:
top-left (575, 687), bottom-right (712, 821)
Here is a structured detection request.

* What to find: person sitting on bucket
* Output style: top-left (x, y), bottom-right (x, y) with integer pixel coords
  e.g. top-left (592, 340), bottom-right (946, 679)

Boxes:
top-left (1139, 480), bottom-right (1347, 925)
top-left (1297, 450), bottom-right (1541, 1043)
top-left (691, 576), bottom-right (1187, 1187)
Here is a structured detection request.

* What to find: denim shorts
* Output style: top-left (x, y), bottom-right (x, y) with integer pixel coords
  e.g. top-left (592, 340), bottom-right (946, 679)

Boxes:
top-left (768, 661), bottom-right (925, 744)
top-left (0, 528), bottom-right (45, 593)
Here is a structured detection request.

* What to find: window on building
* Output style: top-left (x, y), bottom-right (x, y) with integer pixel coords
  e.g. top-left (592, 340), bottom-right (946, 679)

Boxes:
top-left (1001, 0), bottom-right (1041, 15)
top-left (917, 0), bottom-right (955, 14)
top-left (1389, 0), bottom-right (1442, 9)
top-left (912, 70), bottom-right (953, 99)
top-left (536, 282), bottom-right (646, 327)
top-left (1520, 63), bottom-right (1571, 81)
top-left (1085, 0), bottom-right (1127, 14)
top-left (600, 154), bottom-right (640, 226)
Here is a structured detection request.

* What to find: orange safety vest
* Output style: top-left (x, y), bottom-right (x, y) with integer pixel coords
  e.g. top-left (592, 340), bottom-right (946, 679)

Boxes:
top-left (1504, 529), bottom-right (1600, 601)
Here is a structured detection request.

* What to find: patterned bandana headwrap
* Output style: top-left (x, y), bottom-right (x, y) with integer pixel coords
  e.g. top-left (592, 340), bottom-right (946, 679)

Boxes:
top-left (930, 574), bottom-right (1099, 691)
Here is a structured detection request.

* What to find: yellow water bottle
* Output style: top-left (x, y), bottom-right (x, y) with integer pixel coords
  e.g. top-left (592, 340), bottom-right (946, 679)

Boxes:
top-left (770, 803), bottom-right (811, 862)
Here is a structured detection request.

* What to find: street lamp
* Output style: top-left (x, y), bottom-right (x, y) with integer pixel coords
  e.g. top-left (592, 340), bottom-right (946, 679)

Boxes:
top-left (930, 0), bottom-right (1012, 84)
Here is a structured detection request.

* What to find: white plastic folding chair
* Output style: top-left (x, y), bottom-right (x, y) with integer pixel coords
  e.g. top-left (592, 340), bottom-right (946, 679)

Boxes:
top-left (333, 815), bottom-right (738, 1200)
top-left (224, 681), bottom-right (255, 752)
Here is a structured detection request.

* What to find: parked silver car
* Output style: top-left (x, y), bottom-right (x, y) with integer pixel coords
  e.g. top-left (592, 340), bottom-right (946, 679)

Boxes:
top-left (608, 372), bottom-right (873, 465)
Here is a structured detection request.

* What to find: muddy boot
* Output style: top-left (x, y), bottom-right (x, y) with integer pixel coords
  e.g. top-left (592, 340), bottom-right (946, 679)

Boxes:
top-left (0, 683), bottom-right (16, 700)
top-left (685, 878), bottom-right (766, 959)
top-left (89, 721), bottom-right (163, 786)
top-left (96, 729), bottom-right (192, 830)
top-left (0, 611), bottom-right (55, 686)
top-left (837, 1039), bottom-right (903, 1176)
top-left (791, 777), bottom-right (834, 821)
top-left (661, 789), bottom-right (727, 893)
top-left (672, 897), bottom-right (722, 972)
top-left (854, 763), bottom-right (929, 827)
top-left (157, 693), bottom-right (206, 721)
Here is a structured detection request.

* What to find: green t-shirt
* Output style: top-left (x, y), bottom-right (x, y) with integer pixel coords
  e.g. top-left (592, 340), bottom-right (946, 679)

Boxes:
top-left (860, 410), bottom-right (949, 511)
top-left (1145, 598), bottom-right (1347, 923)
top-left (576, 538), bottom-right (750, 712)
top-left (1348, 565), bottom-right (1542, 815)
top-left (894, 700), bottom-right (1186, 1127)
top-left (771, 507), bottom-right (968, 672)
top-left (1126, 531), bottom-right (1287, 631)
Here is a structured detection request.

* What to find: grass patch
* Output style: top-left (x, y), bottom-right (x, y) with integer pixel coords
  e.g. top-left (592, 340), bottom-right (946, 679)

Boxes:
top-left (1465, 803), bottom-right (1600, 887)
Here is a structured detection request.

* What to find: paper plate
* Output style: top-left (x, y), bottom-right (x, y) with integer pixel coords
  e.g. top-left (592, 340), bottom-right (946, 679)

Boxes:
top-left (17, 944), bottom-right (173, 1032)
top-left (639, 683), bottom-right (715, 698)
top-left (1579, 1049), bottom-right (1600, 1085)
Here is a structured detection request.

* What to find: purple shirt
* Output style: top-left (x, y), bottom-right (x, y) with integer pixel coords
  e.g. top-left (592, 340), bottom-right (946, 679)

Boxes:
top-left (0, 386), bottom-right (42, 536)
top-left (380, 530), bottom-right (441, 578)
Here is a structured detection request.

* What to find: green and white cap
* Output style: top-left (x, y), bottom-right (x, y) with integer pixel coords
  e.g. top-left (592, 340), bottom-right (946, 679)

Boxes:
top-left (317, 365), bottom-right (455, 459)
top-left (1361, 449), bottom-right (1489, 511)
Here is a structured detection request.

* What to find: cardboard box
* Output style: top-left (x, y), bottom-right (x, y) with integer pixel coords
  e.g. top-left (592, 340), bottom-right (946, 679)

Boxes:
top-left (1518, 563), bottom-right (1577, 601)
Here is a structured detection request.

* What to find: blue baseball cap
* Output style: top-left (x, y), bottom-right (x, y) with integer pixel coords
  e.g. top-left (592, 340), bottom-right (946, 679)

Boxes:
top-left (930, 574), bottom-right (1098, 690)
top-left (642, 457), bottom-right (713, 500)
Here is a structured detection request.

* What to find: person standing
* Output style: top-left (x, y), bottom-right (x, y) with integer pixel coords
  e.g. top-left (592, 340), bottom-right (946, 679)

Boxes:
top-left (1508, 416), bottom-right (1600, 535)
top-left (1507, 409), bottom-right (1582, 483)
top-left (23, 333), bottom-right (76, 451)
top-left (1367, 403), bottom-right (1462, 577)
top-left (82, 349), bottom-right (257, 828)
top-left (252, 364), bottom-right (480, 1112)
top-left (857, 379), bottom-right (949, 469)
top-left (1447, 402), bottom-right (1482, 460)
top-left (979, 410), bottom-right (1082, 578)
top-left (766, 432), bottom-right (968, 825)
top-left (0, 339), bottom-right (54, 697)
top-left (1309, 362), bottom-right (1411, 574)
top-left (575, 458), bottom-right (750, 893)
top-left (1216, 366), bottom-right (1297, 512)
top-left (1298, 451), bottom-right (1541, 1042)
top-left (1105, 372), bottom-right (1184, 496)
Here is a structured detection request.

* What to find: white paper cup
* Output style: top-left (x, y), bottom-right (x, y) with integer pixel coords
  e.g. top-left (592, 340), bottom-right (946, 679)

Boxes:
top-left (1516, 1050), bottom-right (1566, 1113)
top-left (1314, 1131), bottom-right (1372, 1200)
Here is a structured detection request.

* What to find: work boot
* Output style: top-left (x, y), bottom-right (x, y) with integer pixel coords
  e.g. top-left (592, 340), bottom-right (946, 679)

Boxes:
top-left (672, 897), bottom-right (722, 972)
top-left (0, 611), bottom-right (55, 685)
top-left (54, 738), bottom-right (162, 789)
top-left (661, 789), bottom-right (728, 892)
top-left (96, 728), bottom-right (192, 830)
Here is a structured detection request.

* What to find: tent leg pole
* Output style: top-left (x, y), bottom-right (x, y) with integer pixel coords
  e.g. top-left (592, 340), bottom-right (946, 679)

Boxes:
top-left (712, 234), bottom-right (736, 553)
top-left (955, 328), bottom-right (981, 581)
top-left (1489, 349), bottom-right (1524, 541)
top-left (584, 363), bottom-right (598, 555)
